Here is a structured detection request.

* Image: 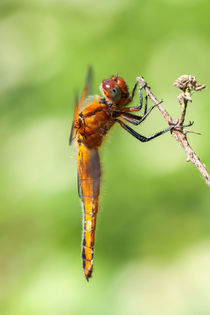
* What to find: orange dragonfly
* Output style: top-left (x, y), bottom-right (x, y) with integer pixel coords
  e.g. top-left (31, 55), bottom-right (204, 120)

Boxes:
top-left (69, 68), bottom-right (189, 281)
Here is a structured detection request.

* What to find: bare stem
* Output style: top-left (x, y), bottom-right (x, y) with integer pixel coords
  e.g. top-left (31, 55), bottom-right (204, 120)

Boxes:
top-left (178, 97), bottom-right (188, 125)
top-left (136, 75), bottom-right (210, 186)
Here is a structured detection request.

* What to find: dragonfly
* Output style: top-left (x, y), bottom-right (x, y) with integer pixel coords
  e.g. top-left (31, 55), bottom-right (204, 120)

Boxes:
top-left (69, 68), bottom-right (191, 281)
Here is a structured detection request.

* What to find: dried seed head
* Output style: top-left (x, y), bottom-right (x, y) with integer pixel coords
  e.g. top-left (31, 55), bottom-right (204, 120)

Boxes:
top-left (173, 75), bottom-right (206, 92)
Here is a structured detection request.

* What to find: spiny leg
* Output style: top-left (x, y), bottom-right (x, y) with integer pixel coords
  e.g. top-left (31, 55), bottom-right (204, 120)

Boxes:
top-left (118, 113), bottom-right (143, 125)
top-left (116, 119), bottom-right (193, 142)
top-left (119, 88), bottom-right (155, 114)
top-left (130, 83), bottom-right (145, 111)
top-left (129, 84), bottom-right (147, 112)
top-left (138, 100), bottom-right (162, 124)
top-left (143, 95), bottom-right (147, 115)
top-left (118, 101), bottom-right (162, 126)
top-left (130, 82), bottom-right (138, 100)
top-left (121, 87), bottom-right (144, 112)
top-left (138, 86), bottom-right (144, 112)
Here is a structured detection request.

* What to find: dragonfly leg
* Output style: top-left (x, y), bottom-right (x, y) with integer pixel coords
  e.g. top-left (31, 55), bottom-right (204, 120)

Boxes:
top-left (118, 101), bottom-right (162, 126)
top-left (130, 82), bottom-right (145, 108)
top-left (118, 113), bottom-right (142, 125)
top-left (143, 95), bottom-right (147, 115)
top-left (130, 85), bottom-right (148, 112)
top-left (116, 119), bottom-right (194, 142)
top-left (130, 82), bottom-right (138, 100)
top-left (116, 119), bottom-right (176, 142)
top-left (119, 88), bottom-right (160, 114)
top-left (138, 101), bottom-right (162, 124)
top-left (123, 89), bottom-right (144, 112)
top-left (138, 87), bottom-right (144, 112)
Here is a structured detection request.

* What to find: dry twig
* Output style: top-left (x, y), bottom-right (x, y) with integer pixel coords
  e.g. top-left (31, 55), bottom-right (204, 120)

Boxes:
top-left (136, 75), bottom-right (210, 186)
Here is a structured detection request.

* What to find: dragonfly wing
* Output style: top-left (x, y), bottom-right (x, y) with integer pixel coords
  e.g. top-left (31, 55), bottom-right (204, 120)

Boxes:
top-left (79, 66), bottom-right (93, 107)
top-left (77, 142), bottom-right (101, 281)
top-left (69, 67), bottom-right (93, 145)
top-left (69, 93), bottom-right (79, 144)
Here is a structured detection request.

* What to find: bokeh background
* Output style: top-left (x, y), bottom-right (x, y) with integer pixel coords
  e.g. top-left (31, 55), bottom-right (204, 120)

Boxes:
top-left (1, 0), bottom-right (210, 314)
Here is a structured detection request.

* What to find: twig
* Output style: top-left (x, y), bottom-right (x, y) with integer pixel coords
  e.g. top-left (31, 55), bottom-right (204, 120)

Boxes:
top-left (136, 75), bottom-right (210, 186)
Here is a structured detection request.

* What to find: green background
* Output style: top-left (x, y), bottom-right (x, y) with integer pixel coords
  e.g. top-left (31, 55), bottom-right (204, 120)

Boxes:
top-left (0, 0), bottom-right (210, 314)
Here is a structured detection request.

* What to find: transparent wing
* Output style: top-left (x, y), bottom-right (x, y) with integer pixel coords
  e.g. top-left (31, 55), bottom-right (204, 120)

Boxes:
top-left (69, 67), bottom-right (93, 145)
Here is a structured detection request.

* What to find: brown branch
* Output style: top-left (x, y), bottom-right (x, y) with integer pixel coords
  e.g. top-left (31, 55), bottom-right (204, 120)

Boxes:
top-left (136, 75), bottom-right (210, 186)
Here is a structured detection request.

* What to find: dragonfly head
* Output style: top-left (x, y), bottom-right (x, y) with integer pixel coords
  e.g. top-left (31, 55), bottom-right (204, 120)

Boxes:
top-left (100, 76), bottom-right (129, 105)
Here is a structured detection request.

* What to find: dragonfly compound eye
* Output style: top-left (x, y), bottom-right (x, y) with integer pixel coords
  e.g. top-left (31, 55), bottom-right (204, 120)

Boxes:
top-left (101, 79), bottom-right (122, 102)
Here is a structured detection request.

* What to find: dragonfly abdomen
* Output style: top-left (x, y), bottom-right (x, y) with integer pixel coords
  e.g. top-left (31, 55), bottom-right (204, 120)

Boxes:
top-left (82, 196), bottom-right (98, 280)
top-left (77, 143), bottom-right (101, 281)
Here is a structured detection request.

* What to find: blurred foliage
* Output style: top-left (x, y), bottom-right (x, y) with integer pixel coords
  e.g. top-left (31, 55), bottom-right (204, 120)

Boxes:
top-left (0, 0), bottom-right (210, 314)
